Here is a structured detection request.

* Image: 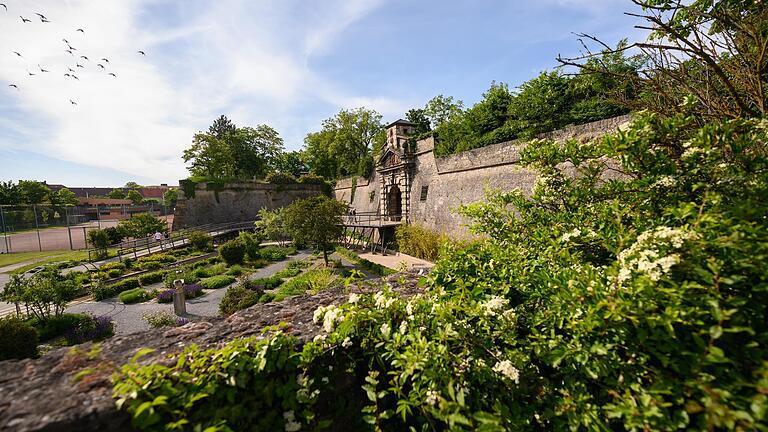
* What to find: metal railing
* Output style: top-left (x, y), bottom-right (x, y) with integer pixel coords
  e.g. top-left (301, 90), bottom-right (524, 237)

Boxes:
top-left (341, 212), bottom-right (403, 227)
top-left (88, 220), bottom-right (256, 262)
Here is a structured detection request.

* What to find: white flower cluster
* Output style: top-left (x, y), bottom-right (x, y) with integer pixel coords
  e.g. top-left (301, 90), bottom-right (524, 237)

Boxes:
top-left (617, 226), bottom-right (698, 285)
top-left (425, 390), bottom-right (440, 406)
top-left (653, 175), bottom-right (676, 188)
top-left (399, 321), bottom-right (408, 335)
top-left (283, 410), bottom-right (301, 432)
top-left (533, 175), bottom-right (558, 204)
top-left (348, 293), bottom-right (360, 304)
top-left (559, 228), bottom-right (598, 243)
top-left (493, 360), bottom-right (520, 384)
top-left (482, 296), bottom-right (508, 317)
top-left (682, 146), bottom-right (706, 159)
top-left (313, 305), bottom-right (343, 333)
top-left (380, 323), bottom-right (391, 339)
top-left (373, 291), bottom-right (396, 309)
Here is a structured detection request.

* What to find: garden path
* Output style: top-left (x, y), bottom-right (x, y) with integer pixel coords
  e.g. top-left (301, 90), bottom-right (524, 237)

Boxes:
top-left (66, 251), bottom-right (311, 335)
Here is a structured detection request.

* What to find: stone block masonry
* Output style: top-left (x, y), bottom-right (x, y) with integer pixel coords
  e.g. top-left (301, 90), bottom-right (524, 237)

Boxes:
top-left (173, 181), bottom-right (324, 229)
top-left (334, 115), bottom-right (632, 238)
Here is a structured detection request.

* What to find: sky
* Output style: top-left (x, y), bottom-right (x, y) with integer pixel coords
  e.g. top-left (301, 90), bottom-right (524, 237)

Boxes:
top-left (0, 0), bottom-right (645, 187)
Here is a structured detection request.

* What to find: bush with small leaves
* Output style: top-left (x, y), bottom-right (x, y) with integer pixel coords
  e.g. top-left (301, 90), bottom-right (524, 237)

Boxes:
top-left (219, 239), bottom-right (246, 265)
top-left (199, 275), bottom-right (236, 290)
top-left (188, 230), bottom-right (213, 252)
top-left (0, 317), bottom-right (38, 360)
top-left (118, 288), bottom-right (151, 304)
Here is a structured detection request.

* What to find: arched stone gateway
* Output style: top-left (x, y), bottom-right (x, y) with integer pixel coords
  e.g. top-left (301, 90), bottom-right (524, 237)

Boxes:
top-left (386, 184), bottom-right (402, 221)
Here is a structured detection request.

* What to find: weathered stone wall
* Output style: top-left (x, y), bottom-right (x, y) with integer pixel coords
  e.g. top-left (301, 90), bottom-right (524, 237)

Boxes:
top-left (173, 182), bottom-right (324, 229)
top-left (335, 174), bottom-right (380, 215)
top-left (333, 115), bottom-right (632, 238)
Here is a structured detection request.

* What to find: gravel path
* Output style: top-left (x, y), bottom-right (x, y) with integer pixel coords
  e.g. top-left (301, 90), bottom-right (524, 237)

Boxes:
top-left (66, 251), bottom-right (312, 335)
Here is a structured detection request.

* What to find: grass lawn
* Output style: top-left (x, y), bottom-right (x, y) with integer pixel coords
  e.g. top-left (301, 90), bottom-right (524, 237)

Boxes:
top-left (0, 250), bottom-right (86, 269)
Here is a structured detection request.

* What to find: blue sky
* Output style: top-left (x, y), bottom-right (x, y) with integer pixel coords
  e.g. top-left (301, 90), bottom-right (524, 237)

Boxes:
top-left (0, 0), bottom-right (643, 187)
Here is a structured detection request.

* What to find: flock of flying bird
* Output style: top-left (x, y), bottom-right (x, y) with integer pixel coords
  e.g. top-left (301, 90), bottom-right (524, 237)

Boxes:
top-left (2, 3), bottom-right (147, 106)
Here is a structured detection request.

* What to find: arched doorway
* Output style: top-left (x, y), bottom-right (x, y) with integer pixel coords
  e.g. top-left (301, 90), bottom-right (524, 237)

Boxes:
top-left (386, 184), bottom-right (402, 221)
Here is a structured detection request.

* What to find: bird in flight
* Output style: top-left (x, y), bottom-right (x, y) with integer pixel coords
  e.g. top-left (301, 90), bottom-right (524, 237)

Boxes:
top-left (76, 63), bottom-right (84, 68)
top-left (65, 49), bottom-right (74, 55)
top-left (101, 58), bottom-right (110, 63)
top-left (67, 45), bottom-right (77, 51)
top-left (97, 64), bottom-right (105, 69)
top-left (8, 84), bottom-right (18, 90)
top-left (12, 51), bottom-right (22, 57)
top-left (68, 67), bottom-right (75, 72)
top-left (70, 99), bottom-right (77, 105)
top-left (62, 38), bottom-right (69, 44)
top-left (137, 50), bottom-right (146, 55)
top-left (38, 64), bottom-right (49, 73)
top-left (108, 72), bottom-right (116, 77)
top-left (35, 13), bottom-right (47, 20)
top-left (26, 69), bottom-right (36, 76)
top-left (20, 16), bottom-right (30, 23)
top-left (0, 3), bottom-right (7, 12)
top-left (80, 55), bottom-right (89, 61)
top-left (76, 28), bottom-right (84, 33)
top-left (72, 75), bottom-right (79, 80)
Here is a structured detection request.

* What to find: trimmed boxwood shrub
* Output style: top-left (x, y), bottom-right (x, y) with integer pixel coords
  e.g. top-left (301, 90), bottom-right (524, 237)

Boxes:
top-left (138, 271), bottom-right (167, 286)
top-left (247, 276), bottom-right (283, 290)
top-left (188, 230), bottom-right (213, 252)
top-left (163, 270), bottom-right (200, 289)
top-left (0, 317), bottom-right (38, 360)
top-left (200, 275), bottom-right (236, 290)
top-left (219, 239), bottom-right (246, 265)
top-left (100, 262), bottom-right (126, 272)
top-left (137, 260), bottom-right (163, 271)
top-left (119, 288), bottom-right (151, 304)
top-left (258, 245), bottom-right (290, 262)
top-left (93, 277), bottom-right (140, 300)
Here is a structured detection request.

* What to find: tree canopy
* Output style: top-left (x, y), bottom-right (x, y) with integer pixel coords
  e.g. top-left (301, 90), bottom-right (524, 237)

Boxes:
top-left (283, 196), bottom-right (347, 265)
top-left (303, 108), bottom-right (386, 180)
top-left (183, 116), bottom-right (285, 180)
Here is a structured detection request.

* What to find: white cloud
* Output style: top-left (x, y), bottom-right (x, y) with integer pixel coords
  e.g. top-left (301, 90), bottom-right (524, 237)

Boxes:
top-left (0, 0), bottom-right (401, 183)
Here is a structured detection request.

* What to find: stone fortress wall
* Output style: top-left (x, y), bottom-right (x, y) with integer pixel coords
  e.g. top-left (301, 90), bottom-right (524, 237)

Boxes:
top-left (173, 182), bottom-right (324, 228)
top-left (334, 115), bottom-right (632, 238)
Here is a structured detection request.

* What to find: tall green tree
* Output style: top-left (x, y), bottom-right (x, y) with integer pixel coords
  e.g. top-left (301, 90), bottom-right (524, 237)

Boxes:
top-left (51, 188), bottom-right (78, 206)
top-left (0, 181), bottom-right (21, 205)
top-left (163, 189), bottom-right (178, 207)
top-left (424, 95), bottom-right (464, 129)
top-left (208, 115), bottom-right (237, 139)
top-left (283, 196), bottom-right (347, 265)
top-left (405, 109), bottom-right (431, 134)
top-left (272, 151), bottom-right (307, 177)
top-left (126, 190), bottom-right (144, 205)
top-left (16, 181), bottom-right (50, 204)
top-left (107, 188), bottom-right (127, 199)
top-left (303, 107), bottom-right (385, 180)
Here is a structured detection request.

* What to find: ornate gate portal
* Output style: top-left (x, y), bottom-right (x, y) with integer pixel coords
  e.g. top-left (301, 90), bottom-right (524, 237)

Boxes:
top-left (386, 184), bottom-right (402, 221)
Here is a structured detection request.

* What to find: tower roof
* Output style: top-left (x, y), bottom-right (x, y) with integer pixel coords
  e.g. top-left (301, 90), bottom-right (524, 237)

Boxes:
top-left (384, 119), bottom-right (416, 129)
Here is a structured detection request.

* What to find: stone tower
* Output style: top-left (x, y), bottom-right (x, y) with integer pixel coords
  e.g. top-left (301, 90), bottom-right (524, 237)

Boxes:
top-left (377, 119), bottom-right (416, 222)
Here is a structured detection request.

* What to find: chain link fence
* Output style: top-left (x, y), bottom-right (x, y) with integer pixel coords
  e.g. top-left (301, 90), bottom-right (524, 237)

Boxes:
top-left (0, 203), bottom-right (173, 253)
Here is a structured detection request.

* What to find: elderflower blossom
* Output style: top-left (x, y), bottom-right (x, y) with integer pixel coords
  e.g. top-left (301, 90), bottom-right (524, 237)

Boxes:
top-left (405, 301), bottom-right (414, 317)
top-left (425, 390), bottom-right (440, 406)
top-left (493, 360), bottom-right (520, 384)
top-left (348, 293), bottom-right (360, 304)
top-left (482, 296), bottom-right (508, 317)
top-left (399, 321), bottom-right (408, 335)
top-left (380, 323), bottom-right (391, 339)
top-left (283, 411), bottom-right (301, 432)
top-left (342, 337), bottom-right (353, 348)
top-left (560, 228), bottom-right (582, 242)
top-left (654, 176), bottom-right (676, 188)
top-left (322, 305), bottom-right (342, 333)
top-left (615, 226), bottom-right (698, 286)
top-left (374, 291), bottom-right (395, 309)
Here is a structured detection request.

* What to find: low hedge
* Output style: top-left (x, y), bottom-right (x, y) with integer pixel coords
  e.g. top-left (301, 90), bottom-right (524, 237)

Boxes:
top-left (139, 271), bottom-right (167, 286)
top-left (258, 245), bottom-right (294, 262)
top-left (199, 275), bottom-right (236, 290)
top-left (93, 277), bottom-right (140, 300)
top-left (100, 262), bottom-right (126, 272)
top-left (0, 317), bottom-right (38, 360)
top-left (119, 288), bottom-right (152, 304)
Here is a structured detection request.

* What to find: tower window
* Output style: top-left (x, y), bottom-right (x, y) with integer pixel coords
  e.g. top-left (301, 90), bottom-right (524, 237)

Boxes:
top-left (420, 185), bottom-right (429, 201)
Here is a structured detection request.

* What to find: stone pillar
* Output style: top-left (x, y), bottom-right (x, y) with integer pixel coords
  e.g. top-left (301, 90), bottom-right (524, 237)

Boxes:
top-left (173, 279), bottom-right (186, 315)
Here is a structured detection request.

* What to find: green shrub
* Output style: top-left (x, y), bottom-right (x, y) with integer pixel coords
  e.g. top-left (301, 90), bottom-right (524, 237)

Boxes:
top-left (138, 271), bottom-right (167, 286)
top-left (93, 278), bottom-right (140, 300)
top-left (0, 317), bottom-right (38, 360)
top-left (107, 269), bottom-right (123, 278)
top-left (264, 172), bottom-right (297, 184)
top-left (193, 263), bottom-right (227, 279)
top-left (273, 268), bottom-right (337, 301)
top-left (136, 260), bottom-right (163, 271)
top-left (100, 262), bottom-right (126, 272)
top-left (273, 267), bottom-right (301, 279)
top-left (143, 311), bottom-right (187, 329)
top-left (335, 247), bottom-right (395, 277)
top-left (238, 231), bottom-right (263, 262)
top-left (219, 239), bottom-right (246, 265)
top-left (219, 285), bottom-right (261, 316)
top-left (258, 292), bottom-right (275, 303)
top-left (226, 265), bottom-right (245, 276)
top-left (199, 275), bottom-right (236, 290)
top-left (258, 245), bottom-right (290, 262)
top-left (394, 223), bottom-right (447, 262)
top-left (188, 230), bottom-right (213, 252)
top-left (29, 313), bottom-right (91, 341)
top-left (118, 288), bottom-right (151, 304)
top-left (163, 270), bottom-right (200, 289)
top-left (247, 276), bottom-right (283, 290)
